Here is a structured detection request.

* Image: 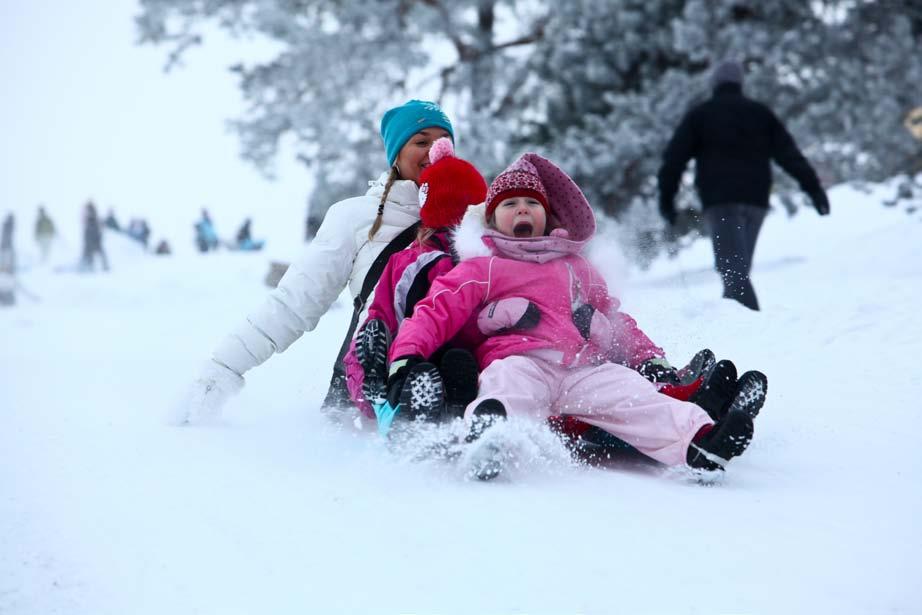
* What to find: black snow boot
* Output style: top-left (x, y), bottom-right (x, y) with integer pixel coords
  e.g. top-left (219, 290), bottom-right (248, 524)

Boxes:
top-left (439, 348), bottom-right (480, 420)
top-left (686, 411), bottom-right (754, 472)
top-left (726, 370), bottom-right (768, 419)
top-left (356, 318), bottom-right (391, 405)
top-left (398, 361), bottom-right (445, 422)
top-left (690, 359), bottom-right (738, 421)
top-left (465, 398), bottom-right (507, 443)
top-left (676, 348), bottom-right (717, 386)
top-left (464, 399), bottom-right (508, 481)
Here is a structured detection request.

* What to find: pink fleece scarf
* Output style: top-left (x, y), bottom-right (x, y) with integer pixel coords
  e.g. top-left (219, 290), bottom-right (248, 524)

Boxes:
top-left (481, 227), bottom-right (587, 264)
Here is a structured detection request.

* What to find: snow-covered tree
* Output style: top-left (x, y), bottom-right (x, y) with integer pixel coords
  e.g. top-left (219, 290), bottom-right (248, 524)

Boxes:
top-left (520, 0), bottom-right (921, 263)
top-left (137, 0), bottom-right (921, 261)
top-left (136, 0), bottom-right (548, 223)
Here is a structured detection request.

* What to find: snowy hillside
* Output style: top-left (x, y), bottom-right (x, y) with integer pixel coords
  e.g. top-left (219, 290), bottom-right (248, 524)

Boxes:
top-left (2, 181), bottom-right (920, 614)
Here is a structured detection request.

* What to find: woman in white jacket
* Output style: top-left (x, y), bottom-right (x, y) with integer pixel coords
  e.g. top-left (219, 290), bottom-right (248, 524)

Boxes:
top-left (179, 100), bottom-right (454, 424)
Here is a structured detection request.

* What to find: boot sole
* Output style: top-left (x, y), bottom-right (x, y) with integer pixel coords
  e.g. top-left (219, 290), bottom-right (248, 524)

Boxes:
top-left (357, 319), bottom-right (390, 405)
top-left (399, 363), bottom-right (444, 421)
top-left (677, 348), bottom-right (716, 386)
top-left (728, 371), bottom-right (768, 419)
top-left (467, 442), bottom-right (505, 481)
top-left (462, 400), bottom-right (508, 480)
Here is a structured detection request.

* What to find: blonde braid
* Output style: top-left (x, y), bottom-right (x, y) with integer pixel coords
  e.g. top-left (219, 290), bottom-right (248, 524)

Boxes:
top-left (416, 226), bottom-right (437, 247)
top-left (368, 166), bottom-right (400, 240)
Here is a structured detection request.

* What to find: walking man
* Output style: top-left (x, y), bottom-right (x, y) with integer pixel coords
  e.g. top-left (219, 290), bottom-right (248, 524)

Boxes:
top-left (657, 60), bottom-right (830, 310)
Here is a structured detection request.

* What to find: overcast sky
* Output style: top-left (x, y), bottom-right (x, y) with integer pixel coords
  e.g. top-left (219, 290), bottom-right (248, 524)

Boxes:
top-left (0, 0), bottom-right (310, 253)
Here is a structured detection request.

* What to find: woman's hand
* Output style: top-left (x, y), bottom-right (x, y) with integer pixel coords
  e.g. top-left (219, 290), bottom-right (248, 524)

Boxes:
top-left (170, 360), bottom-right (245, 425)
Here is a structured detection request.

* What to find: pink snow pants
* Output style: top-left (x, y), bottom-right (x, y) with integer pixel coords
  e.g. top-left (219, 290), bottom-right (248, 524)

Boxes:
top-left (465, 354), bottom-right (715, 467)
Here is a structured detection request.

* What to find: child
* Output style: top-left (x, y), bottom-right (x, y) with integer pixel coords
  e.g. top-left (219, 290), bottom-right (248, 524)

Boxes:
top-left (343, 138), bottom-right (487, 426)
top-left (387, 153), bottom-right (755, 473)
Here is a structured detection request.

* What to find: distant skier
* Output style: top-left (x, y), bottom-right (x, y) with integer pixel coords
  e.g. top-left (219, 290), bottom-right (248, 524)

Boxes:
top-left (103, 209), bottom-right (120, 231)
top-left (657, 60), bottom-right (830, 311)
top-left (234, 218), bottom-right (264, 251)
top-left (154, 239), bottom-right (172, 255)
top-left (80, 201), bottom-right (109, 272)
top-left (194, 209), bottom-right (219, 253)
top-left (35, 206), bottom-right (57, 263)
top-left (138, 219), bottom-right (150, 248)
top-left (1, 212), bottom-right (16, 274)
top-left (236, 218), bottom-right (252, 245)
top-left (128, 218), bottom-right (151, 248)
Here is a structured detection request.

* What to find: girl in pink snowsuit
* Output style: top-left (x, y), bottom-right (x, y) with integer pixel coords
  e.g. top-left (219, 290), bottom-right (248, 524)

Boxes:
top-left (388, 153), bottom-right (754, 471)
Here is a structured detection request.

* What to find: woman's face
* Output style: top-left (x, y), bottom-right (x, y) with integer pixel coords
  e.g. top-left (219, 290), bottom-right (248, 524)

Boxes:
top-left (394, 127), bottom-right (452, 184)
top-left (492, 196), bottom-right (547, 238)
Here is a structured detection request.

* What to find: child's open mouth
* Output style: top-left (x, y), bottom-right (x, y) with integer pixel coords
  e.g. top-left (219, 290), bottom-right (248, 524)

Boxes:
top-left (513, 222), bottom-right (533, 237)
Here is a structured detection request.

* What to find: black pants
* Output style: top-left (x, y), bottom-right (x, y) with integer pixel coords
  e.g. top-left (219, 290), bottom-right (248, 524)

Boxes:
top-left (702, 204), bottom-right (766, 311)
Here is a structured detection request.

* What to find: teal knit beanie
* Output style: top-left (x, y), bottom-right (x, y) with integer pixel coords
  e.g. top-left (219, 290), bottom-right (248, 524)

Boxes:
top-left (380, 99), bottom-right (454, 167)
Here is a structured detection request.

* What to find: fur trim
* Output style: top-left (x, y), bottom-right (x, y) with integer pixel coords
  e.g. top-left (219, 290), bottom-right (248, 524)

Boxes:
top-left (451, 203), bottom-right (492, 261)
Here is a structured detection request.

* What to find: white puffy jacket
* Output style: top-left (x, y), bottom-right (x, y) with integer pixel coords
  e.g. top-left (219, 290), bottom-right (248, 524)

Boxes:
top-left (212, 172), bottom-right (421, 376)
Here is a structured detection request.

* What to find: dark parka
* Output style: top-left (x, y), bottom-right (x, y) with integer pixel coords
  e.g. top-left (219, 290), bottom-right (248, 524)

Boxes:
top-left (658, 82), bottom-right (824, 222)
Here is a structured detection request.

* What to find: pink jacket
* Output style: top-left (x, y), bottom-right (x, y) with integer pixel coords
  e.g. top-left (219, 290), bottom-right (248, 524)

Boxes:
top-left (390, 153), bottom-right (663, 371)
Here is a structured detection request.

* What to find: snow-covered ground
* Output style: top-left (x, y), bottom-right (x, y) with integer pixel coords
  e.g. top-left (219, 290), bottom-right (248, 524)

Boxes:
top-left (2, 182), bottom-right (920, 614)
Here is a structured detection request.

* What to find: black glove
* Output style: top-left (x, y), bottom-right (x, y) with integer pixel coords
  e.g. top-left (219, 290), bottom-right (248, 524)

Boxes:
top-left (385, 355), bottom-right (423, 407)
top-left (637, 357), bottom-right (680, 385)
top-left (810, 190), bottom-right (830, 216)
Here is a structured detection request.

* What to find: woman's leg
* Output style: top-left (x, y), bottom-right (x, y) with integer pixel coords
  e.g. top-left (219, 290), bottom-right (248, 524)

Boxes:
top-left (557, 362), bottom-right (713, 466)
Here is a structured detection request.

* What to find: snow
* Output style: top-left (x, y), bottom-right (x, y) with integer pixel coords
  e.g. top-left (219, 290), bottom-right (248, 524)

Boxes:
top-left (2, 182), bottom-right (921, 614)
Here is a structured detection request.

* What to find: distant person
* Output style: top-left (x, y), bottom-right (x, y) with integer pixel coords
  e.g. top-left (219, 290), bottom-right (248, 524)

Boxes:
top-left (80, 201), bottom-right (109, 272)
top-left (0, 213), bottom-right (15, 274)
top-left (234, 218), bottom-right (264, 251)
top-left (657, 60), bottom-right (830, 311)
top-left (137, 219), bottom-right (151, 248)
top-left (194, 209), bottom-right (219, 253)
top-left (235, 218), bottom-right (252, 245)
top-left (154, 239), bottom-right (171, 255)
top-left (103, 209), bottom-right (120, 231)
top-left (35, 206), bottom-right (57, 263)
top-left (127, 218), bottom-right (150, 247)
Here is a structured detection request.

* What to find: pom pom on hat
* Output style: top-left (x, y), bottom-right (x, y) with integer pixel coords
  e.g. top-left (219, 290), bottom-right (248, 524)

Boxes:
top-left (417, 138), bottom-right (487, 230)
top-left (427, 137), bottom-right (454, 165)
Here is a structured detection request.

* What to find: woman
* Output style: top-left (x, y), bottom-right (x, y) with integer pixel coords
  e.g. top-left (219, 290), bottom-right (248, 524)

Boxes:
top-left (177, 100), bottom-right (454, 424)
